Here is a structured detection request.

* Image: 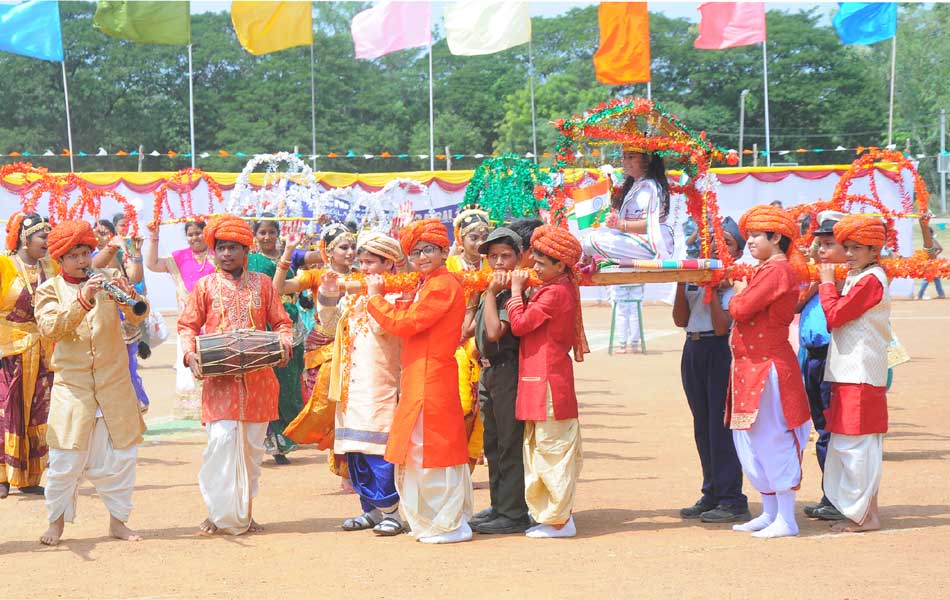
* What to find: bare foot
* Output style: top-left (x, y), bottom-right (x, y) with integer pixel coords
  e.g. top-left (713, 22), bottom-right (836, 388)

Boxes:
top-left (109, 516), bottom-right (144, 542)
top-left (40, 516), bottom-right (65, 546)
top-left (198, 518), bottom-right (218, 536)
top-left (248, 519), bottom-right (264, 533)
top-left (831, 514), bottom-right (880, 533)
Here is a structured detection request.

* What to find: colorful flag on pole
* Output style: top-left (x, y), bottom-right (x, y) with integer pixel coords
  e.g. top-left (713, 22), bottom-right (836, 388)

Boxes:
top-left (0, 0), bottom-right (63, 61)
top-left (351, 1), bottom-right (431, 60)
top-left (93, 0), bottom-right (191, 45)
top-left (231, 1), bottom-right (313, 56)
top-left (694, 2), bottom-right (766, 50)
top-left (572, 179), bottom-right (612, 230)
top-left (445, 0), bottom-right (530, 56)
top-left (833, 2), bottom-right (897, 45)
top-left (593, 2), bottom-right (650, 85)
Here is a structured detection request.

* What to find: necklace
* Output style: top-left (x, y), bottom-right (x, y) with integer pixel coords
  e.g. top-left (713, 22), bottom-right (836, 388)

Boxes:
top-left (13, 255), bottom-right (42, 305)
top-left (462, 254), bottom-right (481, 271)
top-left (192, 249), bottom-right (210, 271)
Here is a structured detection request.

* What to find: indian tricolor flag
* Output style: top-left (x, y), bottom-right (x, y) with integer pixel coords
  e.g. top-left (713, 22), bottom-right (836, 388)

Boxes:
top-left (572, 178), bottom-right (611, 230)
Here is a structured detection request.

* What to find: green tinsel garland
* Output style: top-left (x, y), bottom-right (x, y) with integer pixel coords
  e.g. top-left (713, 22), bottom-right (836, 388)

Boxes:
top-left (462, 153), bottom-right (552, 223)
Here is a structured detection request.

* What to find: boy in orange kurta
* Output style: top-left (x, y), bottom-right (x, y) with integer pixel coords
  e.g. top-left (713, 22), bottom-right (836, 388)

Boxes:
top-left (365, 218), bottom-right (473, 544)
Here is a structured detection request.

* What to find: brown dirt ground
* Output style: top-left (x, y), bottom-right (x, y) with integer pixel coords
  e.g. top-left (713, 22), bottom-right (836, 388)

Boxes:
top-left (2, 299), bottom-right (949, 599)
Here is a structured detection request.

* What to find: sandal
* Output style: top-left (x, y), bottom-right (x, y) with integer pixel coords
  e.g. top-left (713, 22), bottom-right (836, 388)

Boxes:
top-left (373, 516), bottom-right (405, 536)
top-left (342, 511), bottom-right (381, 531)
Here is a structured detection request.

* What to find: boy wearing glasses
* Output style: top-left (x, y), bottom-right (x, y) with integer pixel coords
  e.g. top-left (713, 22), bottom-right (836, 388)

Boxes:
top-left (365, 219), bottom-right (473, 544)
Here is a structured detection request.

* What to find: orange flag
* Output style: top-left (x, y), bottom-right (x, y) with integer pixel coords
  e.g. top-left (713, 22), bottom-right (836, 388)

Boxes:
top-left (593, 2), bottom-right (650, 85)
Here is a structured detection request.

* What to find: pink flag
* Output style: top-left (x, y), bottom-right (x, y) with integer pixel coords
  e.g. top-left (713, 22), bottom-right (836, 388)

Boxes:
top-left (694, 2), bottom-right (766, 50)
top-left (351, 1), bottom-right (432, 60)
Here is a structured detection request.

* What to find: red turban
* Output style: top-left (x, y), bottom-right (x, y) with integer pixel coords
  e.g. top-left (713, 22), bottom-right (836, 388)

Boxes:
top-left (739, 204), bottom-right (809, 280)
top-left (399, 218), bottom-right (450, 256)
top-left (833, 214), bottom-right (887, 247)
top-left (47, 220), bottom-right (98, 261)
top-left (204, 215), bottom-right (253, 249)
top-left (530, 225), bottom-right (589, 362)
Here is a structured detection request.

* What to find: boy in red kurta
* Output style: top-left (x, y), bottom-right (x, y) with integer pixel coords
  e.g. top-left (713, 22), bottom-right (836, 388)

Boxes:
top-left (507, 225), bottom-right (589, 539)
top-left (728, 205), bottom-right (811, 538)
top-left (365, 218), bottom-right (473, 544)
top-left (817, 215), bottom-right (890, 533)
top-left (178, 216), bottom-right (293, 536)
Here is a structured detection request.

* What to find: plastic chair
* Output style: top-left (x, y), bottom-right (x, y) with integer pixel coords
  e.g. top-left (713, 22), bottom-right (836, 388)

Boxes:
top-left (608, 292), bottom-right (646, 355)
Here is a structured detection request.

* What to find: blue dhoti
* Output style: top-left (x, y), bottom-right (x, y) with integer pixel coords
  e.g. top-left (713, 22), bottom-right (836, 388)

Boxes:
top-left (347, 452), bottom-right (398, 513)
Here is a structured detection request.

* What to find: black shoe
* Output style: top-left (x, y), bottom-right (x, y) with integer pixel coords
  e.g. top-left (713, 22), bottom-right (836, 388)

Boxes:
top-left (137, 342), bottom-right (151, 360)
top-left (700, 505), bottom-right (751, 523)
top-left (680, 500), bottom-right (716, 519)
top-left (804, 497), bottom-right (833, 518)
top-left (273, 453), bottom-right (290, 465)
top-left (474, 515), bottom-right (532, 534)
top-left (18, 485), bottom-right (44, 495)
top-left (813, 504), bottom-right (845, 521)
top-left (469, 506), bottom-right (497, 526)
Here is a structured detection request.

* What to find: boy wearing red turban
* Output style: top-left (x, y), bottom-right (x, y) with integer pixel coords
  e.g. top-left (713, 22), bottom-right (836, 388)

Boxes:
top-left (364, 218), bottom-right (474, 544)
top-left (816, 215), bottom-right (890, 533)
top-left (728, 205), bottom-right (811, 539)
top-left (507, 225), bottom-right (588, 538)
top-left (35, 220), bottom-right (148, 546)
top-left (177, 215), bottom-right (293, 536)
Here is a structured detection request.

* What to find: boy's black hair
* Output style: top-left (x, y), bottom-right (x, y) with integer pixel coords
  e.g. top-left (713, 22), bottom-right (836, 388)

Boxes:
top-left (184, 220), bottom-right (207, 234)
top-left (532, 247), bottom-right (561, 265)
top-left (766, 232), bottom-right (791, 253)
top-left (508, 218), bottom-right (543, 250)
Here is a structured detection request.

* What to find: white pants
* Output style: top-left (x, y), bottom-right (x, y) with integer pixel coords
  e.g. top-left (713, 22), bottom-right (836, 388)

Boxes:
top-left (613, 299), bottom-right (641, 345)
top-left (733, 367), bottom-right (811, 494)
top-left (45, 417), bottom-right (138, 523)
top-left (199, 420), bottom-right (267, 535)
top-left (581, 225), bottom-right (674, 261)
top-left (824, 433), bottom-right (884, 524)
top-left (396, 413), bottom-right (473, 539)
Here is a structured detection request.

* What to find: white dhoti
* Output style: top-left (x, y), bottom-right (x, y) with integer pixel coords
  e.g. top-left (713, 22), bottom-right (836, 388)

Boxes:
top-left (523, 394), bottom-right (583, 525)
top-left (733, 366), bottom-right (811, 494)
top-left (823, 433), bottom-right (884, 524)
top-left (45, 417), bottom-right (138, 523)
top-left (396, 414), bottom-right (473, 539)
top-left (199, 420), bottom-right (267, 535)
top-left (175, 339), bottom-right (202, 419)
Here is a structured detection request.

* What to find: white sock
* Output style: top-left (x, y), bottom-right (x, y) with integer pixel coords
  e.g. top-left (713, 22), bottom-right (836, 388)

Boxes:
top-left (526, 517), bottom-right (576, 539)
top-left (418, 521), bottom-right (473, 544)
top-left (752, 491), bottom-right (799, 539)
top-left (733, 494), bottom-right (777, 532)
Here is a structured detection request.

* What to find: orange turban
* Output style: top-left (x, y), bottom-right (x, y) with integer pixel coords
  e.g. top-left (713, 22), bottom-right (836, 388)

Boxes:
top-left (204, 215), bottom-right (253, 249)
top-left (47, 220), bottom-right (98, 261)
top-left (530, 225), bottom-right (589, 362)
top-left (399, 218), bottom-right (450, 256)
top-left (833, 214), bottom-right (887, 247)
top-left (738, 204), bottom-right (808, 280)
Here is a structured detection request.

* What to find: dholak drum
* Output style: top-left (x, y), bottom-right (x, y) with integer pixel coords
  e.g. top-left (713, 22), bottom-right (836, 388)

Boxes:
top-left (196, 329), bottom-right (283, 377)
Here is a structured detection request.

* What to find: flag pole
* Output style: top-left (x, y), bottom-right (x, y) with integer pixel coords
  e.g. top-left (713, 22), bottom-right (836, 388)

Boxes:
top-left (528, 40), bottom-right (538, 163)
top-left (187, 44), bottom-right (196, 169)
top-left (60, 61), bottom-right (75, 173)
top-left (428, 43), bottom-right (435, 172)
top-left (887, 35), bottom-right (896, 147)
top-left (310, 40), bottom-right (317, 169)
top-left (762, 41), bottom-right (771, 167)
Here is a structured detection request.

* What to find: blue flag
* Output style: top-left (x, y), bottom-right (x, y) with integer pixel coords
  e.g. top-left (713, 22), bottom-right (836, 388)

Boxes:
top-left (0, 0), bottom-right (64, 61)
top-left (833, 2), bottom-right (897, 45)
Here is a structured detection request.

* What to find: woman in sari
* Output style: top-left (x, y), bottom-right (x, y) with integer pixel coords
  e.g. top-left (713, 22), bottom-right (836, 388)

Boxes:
top-left (144, 220), bottom-right (216, 419)
top-left (0, 213), bottom-right (55, 498)
top-left (247, 216), bottom-right (323, 464)
top-left (275, 223), bottom-right (357, 477)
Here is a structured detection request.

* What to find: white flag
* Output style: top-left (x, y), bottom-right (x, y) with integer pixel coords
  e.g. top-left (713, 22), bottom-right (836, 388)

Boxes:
top-left (445, 0), bottom-right (531, 56)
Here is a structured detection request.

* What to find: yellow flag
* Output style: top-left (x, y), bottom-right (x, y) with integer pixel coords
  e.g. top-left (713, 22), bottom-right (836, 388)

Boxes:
top-left (231, 1), bottom-right (313, 55)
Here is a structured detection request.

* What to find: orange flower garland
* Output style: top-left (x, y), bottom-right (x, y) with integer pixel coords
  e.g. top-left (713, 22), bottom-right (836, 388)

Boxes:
top-left (149, 168), bottom-right (224, 231)
top-left (342, 269), bottom-right (543, 296)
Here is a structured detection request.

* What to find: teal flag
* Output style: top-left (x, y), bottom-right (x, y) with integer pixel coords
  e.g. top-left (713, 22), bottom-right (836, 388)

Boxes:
top-left (833, 3), bottom-right (897, 45)
top-left (0, 0), bottom-right (64, 62)
top-left (93, 0), bottom-right (190, 45)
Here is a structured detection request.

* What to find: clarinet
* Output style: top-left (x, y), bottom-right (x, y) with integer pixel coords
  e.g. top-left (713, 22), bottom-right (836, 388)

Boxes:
top-left (82, 268), bottom-right (148, 316)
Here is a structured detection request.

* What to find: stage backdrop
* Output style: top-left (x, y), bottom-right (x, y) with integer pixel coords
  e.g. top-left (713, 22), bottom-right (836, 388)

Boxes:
top-left (0, 165), bottom-right (917, 311)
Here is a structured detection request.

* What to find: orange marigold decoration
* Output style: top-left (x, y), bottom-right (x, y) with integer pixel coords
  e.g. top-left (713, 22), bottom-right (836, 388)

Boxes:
top-left (149, 168), bottom-right (224, 231)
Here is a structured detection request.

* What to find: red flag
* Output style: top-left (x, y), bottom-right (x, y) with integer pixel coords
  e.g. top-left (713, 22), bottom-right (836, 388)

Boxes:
top-left (694, 2), bottom-right (766, 50)
top-left (593, 2), bottom-right (650, 84)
